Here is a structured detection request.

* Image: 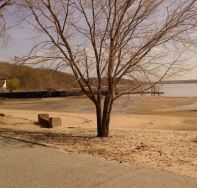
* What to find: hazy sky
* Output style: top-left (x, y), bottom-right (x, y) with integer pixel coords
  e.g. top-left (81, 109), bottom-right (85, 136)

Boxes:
top-left (0, 1), bottom-right (197, 81)
top-left (0, 26), bottom-right (36, 60)
top-left (0, 26), bottom-right (197, 80)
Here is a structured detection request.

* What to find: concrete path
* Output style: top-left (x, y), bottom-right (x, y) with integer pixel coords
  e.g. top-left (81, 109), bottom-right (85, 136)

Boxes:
top-left (0, 136), bottom-right (196, 188)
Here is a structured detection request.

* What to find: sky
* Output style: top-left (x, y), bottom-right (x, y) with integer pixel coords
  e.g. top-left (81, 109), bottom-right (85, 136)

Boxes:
top-left (0, 0), bottom-right (197, 81)
top-left (0, 26), bottom-right (197, 80)
top-left (0, 25), bottom-right (36, 60)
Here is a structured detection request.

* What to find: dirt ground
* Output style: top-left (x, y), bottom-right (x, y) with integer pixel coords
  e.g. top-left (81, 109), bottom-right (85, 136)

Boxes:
top-left (0, 96), bottom-right (196, 178)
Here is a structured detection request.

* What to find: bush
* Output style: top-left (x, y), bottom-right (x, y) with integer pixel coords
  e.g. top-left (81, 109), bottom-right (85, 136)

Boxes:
top-left (7, 78), bottom-right (20, 90)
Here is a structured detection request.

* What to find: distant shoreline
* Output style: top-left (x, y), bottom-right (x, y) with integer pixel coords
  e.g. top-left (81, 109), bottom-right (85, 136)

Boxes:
top-left (159, 79), bottom-right (197, 84)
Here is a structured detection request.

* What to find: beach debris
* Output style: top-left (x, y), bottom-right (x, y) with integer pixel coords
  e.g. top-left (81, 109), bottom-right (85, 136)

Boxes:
top-left (135, 142), bottom-right (145, 150)
top-left (135, 142), bottom-right (162, 156)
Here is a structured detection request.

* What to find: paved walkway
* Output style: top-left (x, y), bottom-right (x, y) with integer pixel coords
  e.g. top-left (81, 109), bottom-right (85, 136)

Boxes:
top-left (0, 136), bottom-right (196, 188)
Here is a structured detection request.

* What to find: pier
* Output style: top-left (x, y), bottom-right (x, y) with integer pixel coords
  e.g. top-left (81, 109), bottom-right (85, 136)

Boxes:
top-left (0, 89), bottom-right (83, 99)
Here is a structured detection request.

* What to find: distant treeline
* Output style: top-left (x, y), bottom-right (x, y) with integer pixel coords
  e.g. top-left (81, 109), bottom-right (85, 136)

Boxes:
top-left (0, 62), bottom-right (78, 90)
top-left (0, 62), bottom-right (160, 91)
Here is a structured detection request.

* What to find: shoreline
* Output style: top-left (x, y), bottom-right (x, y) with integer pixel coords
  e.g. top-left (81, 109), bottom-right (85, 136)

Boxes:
top-left (0, 96), bottom-right (197, 115)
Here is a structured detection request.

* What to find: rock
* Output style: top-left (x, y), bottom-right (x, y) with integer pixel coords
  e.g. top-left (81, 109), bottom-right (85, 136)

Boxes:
top-left (0, 113), bottom-right (5, 117)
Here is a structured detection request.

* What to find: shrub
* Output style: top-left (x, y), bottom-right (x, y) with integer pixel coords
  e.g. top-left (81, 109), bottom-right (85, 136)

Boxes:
top-left (7, 78), bottom-right (20, 90)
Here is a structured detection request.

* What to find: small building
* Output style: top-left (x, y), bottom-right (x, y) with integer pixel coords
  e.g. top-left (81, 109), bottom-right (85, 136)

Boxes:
top-left (0, 79), bottom-right (7, 92)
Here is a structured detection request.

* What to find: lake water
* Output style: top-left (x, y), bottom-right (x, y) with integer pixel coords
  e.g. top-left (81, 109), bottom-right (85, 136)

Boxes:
top-left (159, 83), bottom-right (197, 97)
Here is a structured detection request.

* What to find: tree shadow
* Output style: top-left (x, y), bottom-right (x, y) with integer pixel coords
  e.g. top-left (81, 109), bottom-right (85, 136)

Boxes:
top-left (0, 128), bottom-right (97, 149)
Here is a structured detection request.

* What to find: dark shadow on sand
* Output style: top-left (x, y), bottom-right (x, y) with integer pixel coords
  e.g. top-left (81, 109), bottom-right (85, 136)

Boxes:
top-left (0, 128), bottom-right (98, 149)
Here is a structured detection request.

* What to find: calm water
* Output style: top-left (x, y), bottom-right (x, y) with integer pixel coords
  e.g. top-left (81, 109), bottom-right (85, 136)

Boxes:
top-left (159, 83), bottom-right (197, 97)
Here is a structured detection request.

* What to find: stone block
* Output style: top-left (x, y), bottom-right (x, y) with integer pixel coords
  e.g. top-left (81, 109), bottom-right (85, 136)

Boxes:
top-left (49, 117), bottom-right (62, 128)
top-left (38, 114), bottom-right (50, 128)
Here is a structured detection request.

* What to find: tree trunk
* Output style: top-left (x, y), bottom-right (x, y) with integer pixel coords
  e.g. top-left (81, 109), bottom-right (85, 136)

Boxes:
top-left (96, 104), bottom-right (103, 137)
top-left (96, 96), bottom-right (112, 137)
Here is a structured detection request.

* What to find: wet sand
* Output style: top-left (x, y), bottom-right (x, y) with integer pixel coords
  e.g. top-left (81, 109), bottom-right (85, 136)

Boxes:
top-left (0, 96), bottom-right (197, 116)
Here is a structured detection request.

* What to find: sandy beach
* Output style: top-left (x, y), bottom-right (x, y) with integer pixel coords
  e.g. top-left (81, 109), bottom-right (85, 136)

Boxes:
top-left (0, 96), bottom-right (196, 178)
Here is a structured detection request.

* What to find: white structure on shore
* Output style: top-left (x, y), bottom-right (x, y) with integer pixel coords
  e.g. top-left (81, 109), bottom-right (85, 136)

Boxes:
top-left (0, 79), bottom-right (7, 91)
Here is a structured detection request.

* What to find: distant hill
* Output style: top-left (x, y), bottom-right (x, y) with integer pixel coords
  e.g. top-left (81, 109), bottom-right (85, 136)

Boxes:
top-left (0, 62), bottom-right (138, 91)
top-left (4, 62), bottom-right (194, 91)
top-left (0, 62), bottom-right (78, 90)
top-left (160, 80), bottom-right (197, 84)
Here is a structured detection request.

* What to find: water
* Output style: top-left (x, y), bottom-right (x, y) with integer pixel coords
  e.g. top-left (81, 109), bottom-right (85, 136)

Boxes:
top-left (159, 83), bottom-right (197, 97)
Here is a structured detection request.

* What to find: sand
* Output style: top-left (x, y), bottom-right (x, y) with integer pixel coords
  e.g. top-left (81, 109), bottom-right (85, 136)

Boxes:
top-left (0, 97), bottom-right (196, 178)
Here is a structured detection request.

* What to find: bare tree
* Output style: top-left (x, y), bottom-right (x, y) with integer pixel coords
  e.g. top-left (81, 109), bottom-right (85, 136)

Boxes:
top-left (17, 0), bottom-right (197, 137)
top-left (0, 0), bottom-right (11, 9)
top-left (0, 0), bottom-right (12, 38)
